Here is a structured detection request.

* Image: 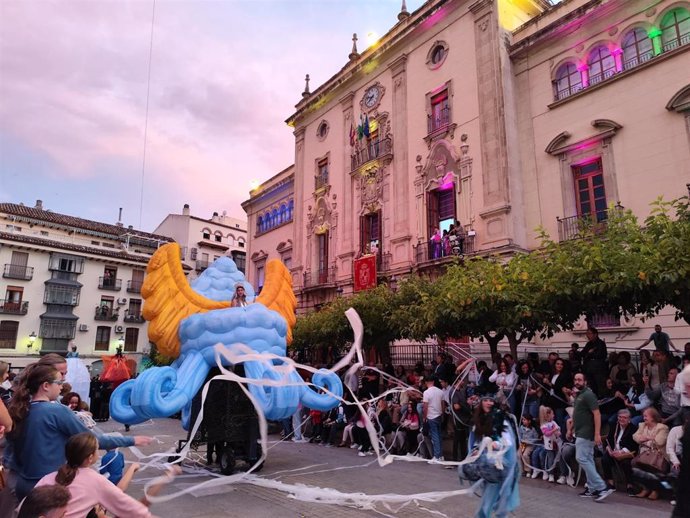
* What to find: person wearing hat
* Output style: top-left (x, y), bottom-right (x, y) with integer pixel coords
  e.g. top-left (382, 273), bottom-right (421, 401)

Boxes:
top-left (422, 376), bottom-right (445, 461)
top-left (230, 283), bottom-right (248, 308)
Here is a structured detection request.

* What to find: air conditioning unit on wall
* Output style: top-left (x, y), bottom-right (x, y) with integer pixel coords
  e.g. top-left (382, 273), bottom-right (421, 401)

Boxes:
top-left (117, 298), bottom-right (127, 305)
top-left (115, 325), bottom-right (124, 333)
top-left (78, 324), bottom-right (89, 332)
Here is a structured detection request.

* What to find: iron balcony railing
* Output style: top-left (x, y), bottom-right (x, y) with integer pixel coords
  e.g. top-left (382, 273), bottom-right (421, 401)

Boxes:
top-left (554, 83), bottom-right (584, 101)
top-left (622, 51), bottom-right (654, 71)
top-left (351, 136), bottom-right (393, 171)
top-left (127, 280), bottom-right (143, 293)
top-left (303, 267), bottom-right (337, 288)
top-left (94, 306), bottom-right (119, 321)
top-left (662, 32), bottom-right (690, 52)
top-left (555, 35), bottom-right (689, 101)
top-left (0, 300), bottom-right (29, 315)
top-left (98, 276), bottom-right (122, 291)
top-left (556, 208), bottom-right (616, 241)
top-left (415, 235), bottom-right (476, 263)
top-left (124, 312), bottom-right (145, 323)
top-left (427, 106), bottom-right (451, 134)
top-left (315, 172), bottom-right (329, 191)
top-left (3, 264), bottom-right (34, 280)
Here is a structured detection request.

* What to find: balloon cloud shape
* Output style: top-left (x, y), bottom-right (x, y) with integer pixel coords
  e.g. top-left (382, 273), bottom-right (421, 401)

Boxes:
top-left (110, 243), bottom-right (342, 429)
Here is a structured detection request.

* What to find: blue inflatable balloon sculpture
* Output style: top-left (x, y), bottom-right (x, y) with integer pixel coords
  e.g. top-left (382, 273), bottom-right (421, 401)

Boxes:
top-left (110, 243), bottom-right (342, 429)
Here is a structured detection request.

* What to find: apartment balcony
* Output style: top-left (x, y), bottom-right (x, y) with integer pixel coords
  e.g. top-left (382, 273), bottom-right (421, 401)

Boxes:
top-left (127, 280), bottom-right (143, 294)
top-left (94, 306), bottom-right (119, 321)
top-left (3, 264), bottom-right (34, 280)
top-left (556, 208), bottom-right (618, 241)
top-left (196, 260), bottom-right (209, 272)
top-left (414, 235), bottom-right (476, 264)
top-left (0, 300), bottom-right (29, 315)
top-left (98, 276), bottom-right (122, 291)
top-left (350, 136), bottom-right (393, 171)
top-left (124, 311), bottom-right (145, 324)
top-left (303, 267), bottom-right (337, 289)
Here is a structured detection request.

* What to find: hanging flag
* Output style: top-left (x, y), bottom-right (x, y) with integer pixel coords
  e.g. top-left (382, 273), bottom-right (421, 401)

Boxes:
top-left (363, 114), bottom-right (370, 138)
top-left (357, 114), bottom-right (364, 140)
top-left (349, 122), bottom-right (355, 146)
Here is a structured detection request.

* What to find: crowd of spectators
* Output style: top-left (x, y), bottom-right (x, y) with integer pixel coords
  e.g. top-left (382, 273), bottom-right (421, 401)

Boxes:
top-left (0, 355), bottom-right (179, 518)
top-left (284, 325), bottom-right (690, 510)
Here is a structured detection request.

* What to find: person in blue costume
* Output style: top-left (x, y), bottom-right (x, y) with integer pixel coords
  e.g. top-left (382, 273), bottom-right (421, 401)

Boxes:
top-left (6, 364), bottom-right (152, 500)
top-left (458, 396), bottom-right (520, 518)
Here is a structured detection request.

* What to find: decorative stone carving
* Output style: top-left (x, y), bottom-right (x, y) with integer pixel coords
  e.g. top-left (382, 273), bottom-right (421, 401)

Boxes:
top-left (307, 192), bottom-right (336, 235)
top-left (645, 7), bottom-right (656, 17)
top-left (575, 43), bottom-right (584, 53)
top-left (608, 27), bottom-right (618, 36)
top-left (479, 19), bottom-right (489, 32)
top-left (359, 167), bottom-right (383, 213)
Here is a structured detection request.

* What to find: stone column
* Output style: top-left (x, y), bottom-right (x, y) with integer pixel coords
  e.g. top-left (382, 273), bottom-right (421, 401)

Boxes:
top-left (340, 93), bottom-right (355, 252)
top-left (293, 127), bottom-right (306, 275)
top-left (470, 0), bottom-right (513, 247)
top-left (388, 55), bottom-right (413, 265)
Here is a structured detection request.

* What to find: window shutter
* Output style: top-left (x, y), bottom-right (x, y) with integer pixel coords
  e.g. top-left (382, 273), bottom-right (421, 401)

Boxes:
top-left (427, 191), bottom-right (439, 238)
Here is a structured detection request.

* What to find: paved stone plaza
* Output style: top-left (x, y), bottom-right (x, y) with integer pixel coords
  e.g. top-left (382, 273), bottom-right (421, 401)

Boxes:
top-left (100, 418), bottom-right (669, 518)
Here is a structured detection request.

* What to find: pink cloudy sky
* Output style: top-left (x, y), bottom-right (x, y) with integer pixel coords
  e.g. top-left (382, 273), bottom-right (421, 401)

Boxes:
top-left (0, 0), bottom-right (424, 231)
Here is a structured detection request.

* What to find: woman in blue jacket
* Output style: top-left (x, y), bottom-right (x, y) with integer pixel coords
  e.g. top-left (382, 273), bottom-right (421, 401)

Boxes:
top-left (7, 364), bottom-right (151, 500)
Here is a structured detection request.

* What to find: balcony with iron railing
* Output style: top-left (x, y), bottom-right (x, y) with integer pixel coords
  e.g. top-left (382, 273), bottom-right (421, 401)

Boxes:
top-left (98, 276), bottom-right (122, 291)
top-left (303, 267), bottom-right (337, 289)
top-left (415, 234), bottom-right (476, 264)
top-left (351, 136), bottom-right (393, 171)
top-left (127, 280), bottom-right (143, 293)
top-left (124, 311), bottom-right (145, 323)
top-left (94, 306), bottom-right (119, 321)
top-left (554, 34), bottom-right (690, 102)
top-left (0, 300), bottom-right (29, 315)
top-left (427, 106), bottom-right (451, 134)
top-left (663, 32), bottom-right (690, 52)
top-left (556, 206), bottom-right (621, 241)
top-left (315, 172), bottom-right (329, 191)
top-left (622, 50), bottom-right (654, 71)
top-left (3, 264), bottom-right (34, 280)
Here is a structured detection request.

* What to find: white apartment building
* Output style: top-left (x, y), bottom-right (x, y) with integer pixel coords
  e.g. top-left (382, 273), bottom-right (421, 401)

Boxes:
top-left (0, 200), bottom-right (174, 368)
top-left (154, 203), bottom-right (247, 279)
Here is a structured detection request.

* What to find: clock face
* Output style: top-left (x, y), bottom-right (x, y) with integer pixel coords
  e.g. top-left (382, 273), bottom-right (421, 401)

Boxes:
top-left (364, 86), bottom-right (380, 108)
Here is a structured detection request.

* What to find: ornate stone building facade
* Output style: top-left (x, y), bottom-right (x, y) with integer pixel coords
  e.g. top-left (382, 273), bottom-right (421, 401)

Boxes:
top-left (244, 0), bottom-right (690, 346)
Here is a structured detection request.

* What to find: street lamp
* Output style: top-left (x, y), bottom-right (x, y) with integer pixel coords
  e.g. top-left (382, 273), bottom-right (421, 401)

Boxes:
top-left (27, 332), bottom-right (37, 349)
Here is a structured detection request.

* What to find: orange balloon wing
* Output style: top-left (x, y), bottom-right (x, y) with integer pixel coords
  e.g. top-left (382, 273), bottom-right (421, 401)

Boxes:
top-left (142, 243), bottom-right (230, 358)
top-left (255, 259), bottom-right (297, 344)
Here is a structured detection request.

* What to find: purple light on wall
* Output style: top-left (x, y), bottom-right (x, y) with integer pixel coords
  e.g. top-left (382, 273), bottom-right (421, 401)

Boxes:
top-left (421, 6), bottom-right (447, 29)
top-left (439, 172), bottom-right (455, 191)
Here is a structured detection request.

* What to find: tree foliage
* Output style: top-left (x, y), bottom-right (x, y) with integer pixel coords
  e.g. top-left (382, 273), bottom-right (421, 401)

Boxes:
top-left (291, 195), bottom-right (690, 358)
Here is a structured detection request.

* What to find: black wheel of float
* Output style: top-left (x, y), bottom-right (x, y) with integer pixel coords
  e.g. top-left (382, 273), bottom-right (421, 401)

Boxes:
top-left (220, 447), bottom-right (236, 475)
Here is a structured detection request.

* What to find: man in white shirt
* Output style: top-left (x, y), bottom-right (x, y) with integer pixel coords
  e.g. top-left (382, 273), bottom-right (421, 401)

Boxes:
top-left (423, 377), bottom-right (446, 461)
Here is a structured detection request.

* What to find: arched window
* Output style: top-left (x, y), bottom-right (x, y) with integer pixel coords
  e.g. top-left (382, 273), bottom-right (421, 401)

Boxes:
top-left (661, 8), bottom-right (690, 51)
top-left (263, 212), bottom-right (271, 231)
top-left (280, 204), bottom-right (287, 224)
top-left (553, 62), bottom-right (582, 100)
top-left (272, 209), bottom-right (279, 226)
top-left (287, 200), bottom-right (294, 221)
top-left (227, 234), bottom-right (235, 245)
top-left (622, 28), bottom-right (653, 69)
top-left (214, 231), bottom-right (223, 243)
top-left (587, 46), bottom-right (616, 85)
top-left (202, 228), bottom-right (211, 240)
top-left (256, 217), bottom-right (263, 234)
